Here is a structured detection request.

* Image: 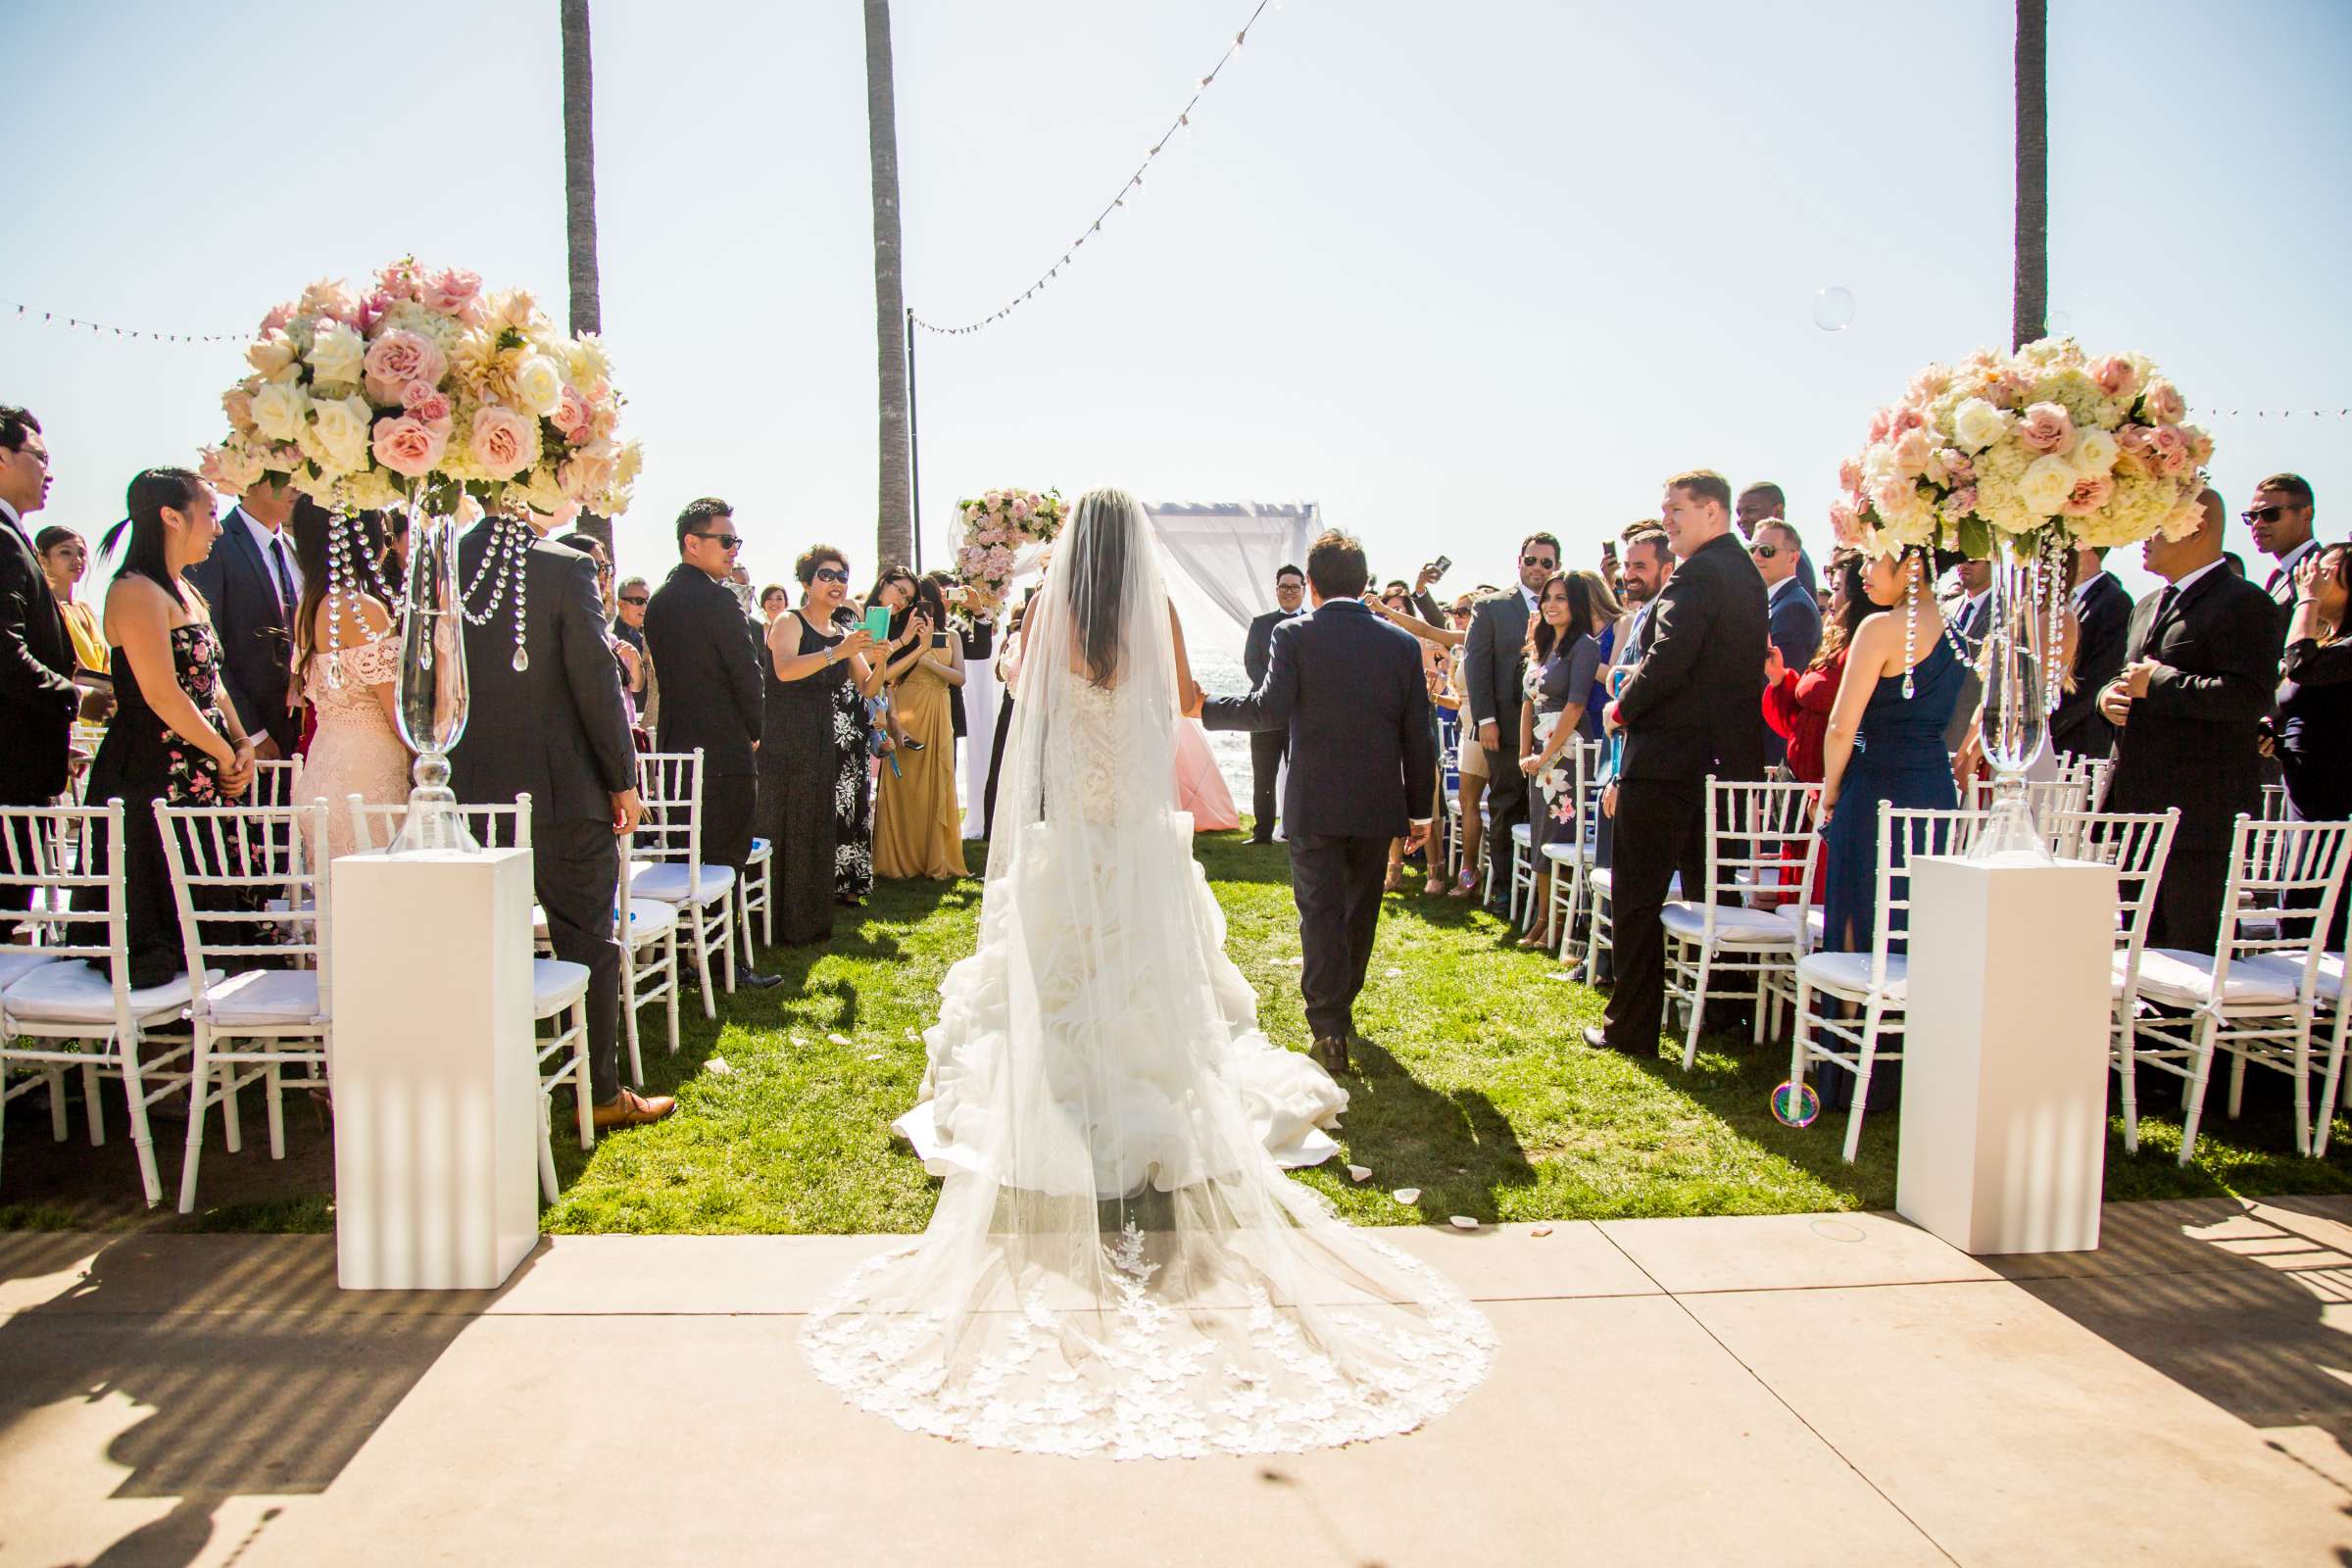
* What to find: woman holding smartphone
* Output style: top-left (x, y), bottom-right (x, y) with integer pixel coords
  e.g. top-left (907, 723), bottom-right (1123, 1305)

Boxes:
top-left (873, 575), bottom-right (967, 879)
top-left (763, 545), bottom-right (889, 934)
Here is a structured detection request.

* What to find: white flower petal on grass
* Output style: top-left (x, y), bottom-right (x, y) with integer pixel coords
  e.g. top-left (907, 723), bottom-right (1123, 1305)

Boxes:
top-left (1545, 971), bottom-right (1575, 982)
top-left (789, 1035), bottom-right (808, 1047)
top-left (1284, 956), bottom-right (1304, 967)
top-left (863, 1053), bottom-right (884, 1061)
top-left (1384, 967), bottom-right (1404, 978)
top-left (1449, 1216), bottom-right (1481, 1231)
top-left (827, 1033), bottom-right (852, 1046)
top-left (706, 1056), bottom-right (733, 1076)
top-left (1392, 1188), bottom-right (1421, 1204)
top-left (1347, 1164), bottom-right (1372, 1183)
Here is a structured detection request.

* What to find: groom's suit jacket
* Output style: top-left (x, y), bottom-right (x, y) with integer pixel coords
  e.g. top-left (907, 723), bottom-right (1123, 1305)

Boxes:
top-left (1201, 598), bottom-right (1435, 839)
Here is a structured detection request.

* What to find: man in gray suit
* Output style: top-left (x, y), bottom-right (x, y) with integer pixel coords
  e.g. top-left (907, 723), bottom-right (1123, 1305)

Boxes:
top-left (1462, 531), bottom-right (1557, 917)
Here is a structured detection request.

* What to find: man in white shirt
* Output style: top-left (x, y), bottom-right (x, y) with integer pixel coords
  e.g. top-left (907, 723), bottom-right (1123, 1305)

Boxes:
top-left (184, 475), bottom-right (304, 757)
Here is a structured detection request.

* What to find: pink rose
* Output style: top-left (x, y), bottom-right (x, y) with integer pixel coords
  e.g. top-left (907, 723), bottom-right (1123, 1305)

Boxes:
top-left (259, 301), bottom-right (297, 336)
top-left (2017, 402), bottom-right (2076, 455)
top-left (2148, 424), bottom-right (2191, 476)
top-left (1866, 408), bottom-right (1892, 443)
top-left (401, 384), bottom-right (454, 434)
top-left (2090, 356), bottom-right (2138, 399)
top-left (354, 289), bottom-right (397, 333)
top-left (363, 330), bottom-right (448, 406)
top-left (1889, 404), bottom-right (1929, 437)
top-left (197, 445), bottom-right (243, 495)
top-left (424, 268), bottom-right (485, 319)
top-left (1909, 365), bottom-right (1952, 403)
top-left (371, 415), bottom-right (448, 480)
top-left (557, 452), bottom-right (614, 502)
top-left (1010, 497), bottom-right (1033, 521)
top-left (1940, 449), bottom-right (1974, 483)
top-left (1871, 474), bottom-right (1915, 517)
top-left (1838, 458), bottom-right (1863, 495)
top-left (1945, 484), bottom-right (1981, 515)
top-left (1890, 428), bottom-right (1934, 478)
top-left (468, 405), bottom-right (536, 480)
top-left (1963, 347), bottom-right (2002, 371)
top-left (373, 260), bottom-right (423, 300)
top-left (2060, 474), bottom-right (2115, 516)
top-left (2140, 379), bottom-right (2184, 424)
top-left (1828, 498), bottom-right (1865, 548)
top-left (1988, 369), bottom-right (2033, 408)
top-left (222, 386), bottom-right (256, 432)
top-left (550, 383), bottom-right (592, 437)
top-left (2186, 428), bottom-right (2214, 466)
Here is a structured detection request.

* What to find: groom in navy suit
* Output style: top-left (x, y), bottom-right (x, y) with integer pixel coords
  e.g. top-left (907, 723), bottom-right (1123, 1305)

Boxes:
top-left (1199, 531), bottom-right (1435, 1074)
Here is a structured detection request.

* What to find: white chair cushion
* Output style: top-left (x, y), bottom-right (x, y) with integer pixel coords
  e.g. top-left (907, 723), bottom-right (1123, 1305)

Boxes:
top-left (2132, 948), bottom-right (2305, 1009)
top-left (1588, 867), bottom-right (1681, 901)
top-left (3, 960), bottom-right (218, 1025)
top-left (624, 900), bottom-right (679, 946)
top-left (1540, 842), bottom-right (1586, 867)
top-left (628, 861), bottom-right (735, 908)
top-left (205, 968), bottom-right (324, 1028)
top-left (1660, 902), bottom-right (1798, 948)
top-left (1796, 950), bottom-right (1908, 1003)
top-left (533, 958), bottom-right (591, 1015)
top-left (2230, 950), bottom-right (2344, 1005)
top-left (1511, 823), bottom-right (1532, 847)
top-left (0, 951), bottom-right (63, 990)
top-left (1778, 905), bottom-right (1826, 946)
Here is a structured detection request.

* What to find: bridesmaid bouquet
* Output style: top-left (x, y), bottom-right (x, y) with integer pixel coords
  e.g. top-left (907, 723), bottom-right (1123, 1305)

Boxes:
top-left (953, 487), bottom-right (1065, 610)
top-left (1832, 336), bottom-right (2212, 560)
top-left (199, 258), bottom-right (643, 520)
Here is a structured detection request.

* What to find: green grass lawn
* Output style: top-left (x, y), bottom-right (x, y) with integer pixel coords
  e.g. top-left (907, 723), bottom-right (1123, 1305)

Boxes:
top-left (6, 825), bottom-right (2349, 1234)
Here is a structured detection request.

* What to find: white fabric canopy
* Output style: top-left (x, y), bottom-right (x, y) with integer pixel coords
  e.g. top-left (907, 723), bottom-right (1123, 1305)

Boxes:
top-left (1143, 501), bottom-right (1323, 636)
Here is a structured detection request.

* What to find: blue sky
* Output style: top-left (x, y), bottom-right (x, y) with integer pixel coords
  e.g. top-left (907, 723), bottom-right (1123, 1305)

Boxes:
top-left (10, 0), bottom-right (2349, 655)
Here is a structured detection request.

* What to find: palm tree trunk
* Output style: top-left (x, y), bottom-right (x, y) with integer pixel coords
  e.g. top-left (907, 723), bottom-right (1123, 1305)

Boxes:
top-left (2012, 0), bottom-right (2047, 350)
top-left (560, 0), bottom-right (612, 550)
top-left (864, 0), bottom-right (914, 569)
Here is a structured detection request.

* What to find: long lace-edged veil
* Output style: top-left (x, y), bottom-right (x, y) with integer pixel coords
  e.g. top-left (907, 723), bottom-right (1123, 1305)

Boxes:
top-left (801, 488), bottom-right (1493, 1459)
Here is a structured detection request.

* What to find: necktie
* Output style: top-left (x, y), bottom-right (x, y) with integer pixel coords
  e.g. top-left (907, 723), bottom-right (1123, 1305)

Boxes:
top-left (2141, 585), bottom-right (2178, 657)
top-left (267, 534), bottom-right (295, 617)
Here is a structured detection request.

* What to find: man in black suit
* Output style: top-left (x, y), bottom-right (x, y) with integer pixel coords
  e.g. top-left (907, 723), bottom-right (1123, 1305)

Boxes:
top-left (1735, 481), bottom-right (1819, 597)
top-left (2248, 472), bottom-right (2320, 628)
top-left (1463, 531), bottom-right (1557, 914)
top-left (182, 474), bottom-right (302, 758)
top-left (0, 407), bottom-right (78, 941)
top-left (1242, 564), bottom-right (1307, 844)
top-left (2050, 544), bottom-right (2132, 760)
top-left (1591, 470), bottom-right (1770, 1055)
top-left (1200, 531), bottom-right (1435, 1074)
top-left (1752, 519), bottom-right (1821, 767)
top-left (2100, 488), bottom-right (2282, 954)
top-left (450, 514), bottom-right (673, 1130)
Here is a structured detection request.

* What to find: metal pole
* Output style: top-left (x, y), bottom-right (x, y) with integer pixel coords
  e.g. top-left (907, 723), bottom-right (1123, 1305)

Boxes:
top-left (906, 307), bottom-right (924, 575)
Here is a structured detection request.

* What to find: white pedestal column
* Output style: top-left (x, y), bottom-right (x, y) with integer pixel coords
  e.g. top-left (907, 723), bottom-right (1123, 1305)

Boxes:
top-left (1896, 854), bottom-right (2116, 1255)
top-left (332, 847), bottom-right (539, 1290)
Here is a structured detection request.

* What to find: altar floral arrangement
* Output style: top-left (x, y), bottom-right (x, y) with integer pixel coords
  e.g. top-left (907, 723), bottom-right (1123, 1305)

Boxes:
top-left (1831, 336), bottom-right (2213, 560)
top-left (953, 487), bottom-right (1065, 611)
top-left (200, 258), bottom-right (642, 519)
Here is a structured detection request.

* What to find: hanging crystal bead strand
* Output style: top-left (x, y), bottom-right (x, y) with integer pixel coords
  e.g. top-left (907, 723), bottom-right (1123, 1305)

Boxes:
top-left (510, 521), bottom-right (531, 672)
top-left (1901, 551), bottom-right (1919, 700)
top-left (323, 514), bottom-right (349, 690)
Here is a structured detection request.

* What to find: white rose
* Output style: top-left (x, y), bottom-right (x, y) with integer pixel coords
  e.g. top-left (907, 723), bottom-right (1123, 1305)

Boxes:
top-left (513, 355), bottom-right (564, 417)
top-left (2017, 454), bottom-right (2076, 516)
top-left (309, 319), bottom-right (368, 388)
top-left (246, 329), bottom-right (300, 384)
top-left (2071, 427), bottom-right (2119, 474)
top-left (309, 393), bottom-right (374, 474)
top-left (251, 381), bottom-right (311, 443)
top-left (1952, 398), bottom-right (2010, 453)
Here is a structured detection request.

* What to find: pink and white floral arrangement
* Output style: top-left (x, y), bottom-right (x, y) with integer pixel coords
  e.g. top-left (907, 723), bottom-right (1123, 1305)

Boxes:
top-left (953, 487), bottom-right (1065, 611)
top-left (200, 258), bottom-right (642, 520)
top-left (1831, 336), bottom-right (2213, 560)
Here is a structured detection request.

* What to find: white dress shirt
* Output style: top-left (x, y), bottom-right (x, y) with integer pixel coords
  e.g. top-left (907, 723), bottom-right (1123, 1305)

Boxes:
top-left (2269, 536), bottom-right (2319, 592)
top-left (238, 507), bottom-right (303, 615)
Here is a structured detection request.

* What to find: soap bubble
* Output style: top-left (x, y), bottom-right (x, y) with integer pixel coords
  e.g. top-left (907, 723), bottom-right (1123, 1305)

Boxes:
top-left (1771, 1080), bottom-right (1822, 1128)
top-left (2046, 308), bottom-right (2074, 335)
top-left (1812, 286), bottom-right (1856, 332)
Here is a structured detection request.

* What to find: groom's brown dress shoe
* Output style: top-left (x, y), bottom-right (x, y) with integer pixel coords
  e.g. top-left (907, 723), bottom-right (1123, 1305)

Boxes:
top-left (593, 1089), bottom-right (676, 1130)
top-left (1312, 1036), bottom-right (1351, 1075)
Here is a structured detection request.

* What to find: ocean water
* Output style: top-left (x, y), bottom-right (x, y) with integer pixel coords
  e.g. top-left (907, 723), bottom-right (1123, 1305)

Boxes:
top-left (1190, 646), bottom-right (1252, 790)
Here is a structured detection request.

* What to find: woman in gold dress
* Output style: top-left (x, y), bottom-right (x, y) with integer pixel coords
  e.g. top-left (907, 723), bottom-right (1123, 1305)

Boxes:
top-left (872, 575), bottom-right (966, 878)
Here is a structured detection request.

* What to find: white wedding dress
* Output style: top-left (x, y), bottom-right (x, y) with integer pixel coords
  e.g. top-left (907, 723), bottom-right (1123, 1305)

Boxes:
top-left (802, 490), bottom-right (1493, 1459)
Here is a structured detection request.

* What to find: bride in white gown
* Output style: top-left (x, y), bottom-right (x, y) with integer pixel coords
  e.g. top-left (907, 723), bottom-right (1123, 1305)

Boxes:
top-left (802, 488), bottom-right (1493, 1459)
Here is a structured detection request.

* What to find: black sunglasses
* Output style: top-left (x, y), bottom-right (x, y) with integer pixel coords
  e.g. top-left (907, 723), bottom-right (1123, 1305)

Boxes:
top-left (1521, 555), bottom-right (1556, 568)
top-left (2242, 505), bottom-right (2299, 524)
top-left (812, 567), bottom-right (851, 584)
top-left (617, 594), bottom-right (649, 606)
top-left (694, 531), bottom-right (744, 550)
top-left (1750, 544), bottom-right (1781, 559)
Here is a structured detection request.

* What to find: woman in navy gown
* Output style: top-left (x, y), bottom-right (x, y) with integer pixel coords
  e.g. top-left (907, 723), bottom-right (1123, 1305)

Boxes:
top-left (1814, 545), bottom-right (1964, 1109)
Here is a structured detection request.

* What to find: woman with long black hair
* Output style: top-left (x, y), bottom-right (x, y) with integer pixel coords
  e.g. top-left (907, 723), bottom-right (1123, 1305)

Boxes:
top-left (287, 499), bottom-right (408, 861)
top-left (84, 468), bottom-right (258, 985)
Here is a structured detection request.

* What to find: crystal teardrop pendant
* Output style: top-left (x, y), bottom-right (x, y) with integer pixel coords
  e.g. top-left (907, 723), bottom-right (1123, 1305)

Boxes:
top-left (512, 646), bottom-right (529, 673)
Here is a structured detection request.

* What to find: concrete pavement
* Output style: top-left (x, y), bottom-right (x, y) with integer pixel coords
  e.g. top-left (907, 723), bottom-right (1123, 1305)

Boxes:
top-left (4, 1200), bottom-right (2351, 1566)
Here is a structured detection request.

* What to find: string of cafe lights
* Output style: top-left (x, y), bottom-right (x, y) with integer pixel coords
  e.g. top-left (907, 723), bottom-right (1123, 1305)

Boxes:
top-left (4, 299), bottom-right (241, 345)
top-left (908, 0), bottom-right (1276, 337)
top-left (2207, 408), bottom-right (2352, 419)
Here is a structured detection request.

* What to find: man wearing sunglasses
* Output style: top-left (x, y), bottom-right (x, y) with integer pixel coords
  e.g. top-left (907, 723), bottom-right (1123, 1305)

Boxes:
top-left (1462, 531), bottom-right (1560, 916)
top-left (1750, 520), bottom-right (1820, 768)
top-left (2247, 473), bottom-right (2320, 621)
top-left (610, 574), bottom-right (658, 726)
top-left (646, 497), bottom-right (781, 989)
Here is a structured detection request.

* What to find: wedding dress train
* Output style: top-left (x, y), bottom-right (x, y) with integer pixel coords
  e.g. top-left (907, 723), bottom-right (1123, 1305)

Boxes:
top-left (802, 490), bottom-right (1493, 1459)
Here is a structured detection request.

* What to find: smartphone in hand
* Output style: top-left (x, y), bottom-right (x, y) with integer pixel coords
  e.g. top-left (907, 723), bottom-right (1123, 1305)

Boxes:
top-left (864, 607), bottom-right (892, 643)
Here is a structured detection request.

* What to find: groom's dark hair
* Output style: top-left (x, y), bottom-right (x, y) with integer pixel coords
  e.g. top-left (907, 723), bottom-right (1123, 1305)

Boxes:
top-left (675, 496), bottom-right (733, 546)
top-left (1305, 530), bottom-right (1369, 599)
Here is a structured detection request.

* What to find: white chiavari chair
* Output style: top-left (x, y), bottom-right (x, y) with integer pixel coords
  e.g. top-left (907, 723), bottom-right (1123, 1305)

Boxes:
top-left (0, 800), bottom-right (208, 1207)
top-left (154, 800), bottom-right (332, 1212)
top-left (1538, 739), bottom-right (1603, 960)
top-left (1663, 777), bottom-right (1819, 1069)
top-left (2122, 815), bottom-right (2352, 1164)
top-left (2048, 808), bottom-right (2180, 1153)
top-left (633, 749), bottom-right (736, 1016)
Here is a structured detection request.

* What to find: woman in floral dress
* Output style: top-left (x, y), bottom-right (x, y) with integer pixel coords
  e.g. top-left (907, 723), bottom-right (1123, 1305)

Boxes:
top-left (85, 469), bottom-right (260, 987)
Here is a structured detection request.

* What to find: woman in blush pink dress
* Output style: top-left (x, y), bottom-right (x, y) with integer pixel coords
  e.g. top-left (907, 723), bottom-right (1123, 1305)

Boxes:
top-left (288, 501), bottom-right (410, 861)
top-left (1173, 715), bottom-right (1240, 831)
